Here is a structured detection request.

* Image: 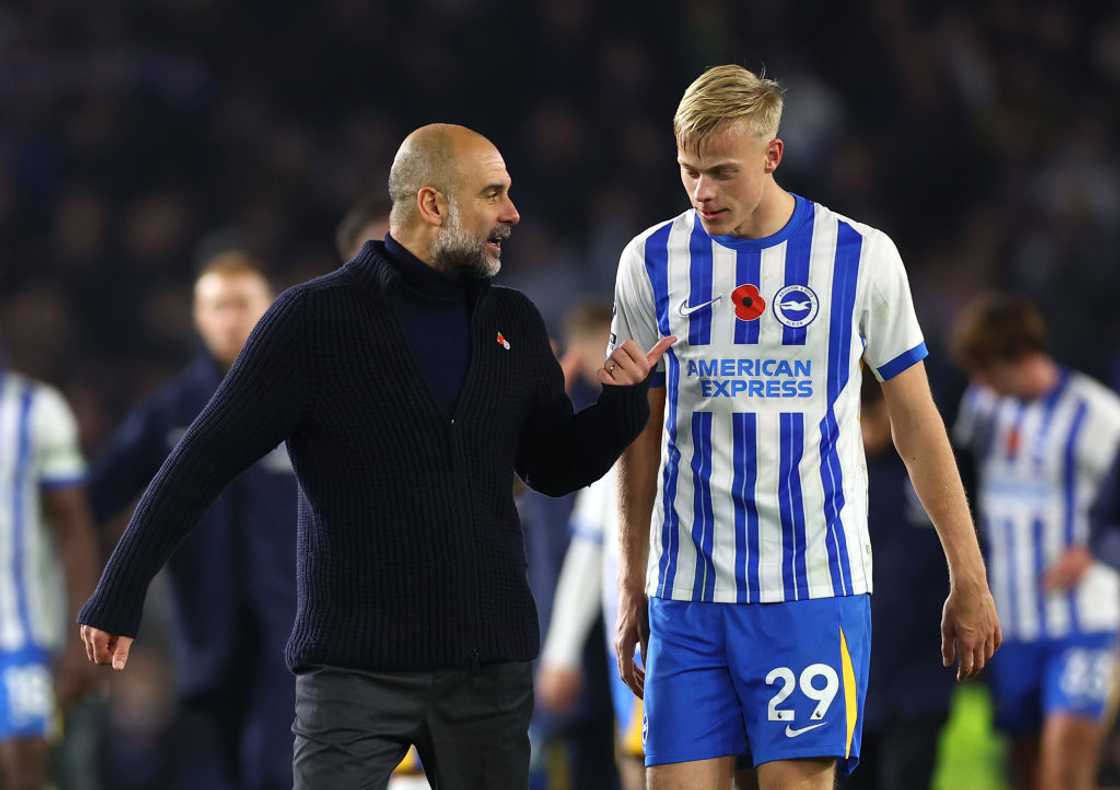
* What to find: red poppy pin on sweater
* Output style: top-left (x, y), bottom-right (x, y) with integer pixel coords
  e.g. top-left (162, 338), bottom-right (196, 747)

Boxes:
top-left (497, 332), bottom-right (511, 350)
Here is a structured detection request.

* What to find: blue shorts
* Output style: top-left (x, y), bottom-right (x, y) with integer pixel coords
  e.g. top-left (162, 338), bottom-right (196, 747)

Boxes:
top-left (0, 646), bottom-right (55, 740)
top-left (644, 595), bottom-right (871, 773)
top-left (990, 631), bottom-right (1117, 734)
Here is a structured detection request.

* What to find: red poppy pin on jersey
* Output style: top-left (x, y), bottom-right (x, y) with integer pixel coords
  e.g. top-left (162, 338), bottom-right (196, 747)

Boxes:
top-left (497, 332), bottom-right (511, 350)
top-left (731, 283), bottom-right (766, 322)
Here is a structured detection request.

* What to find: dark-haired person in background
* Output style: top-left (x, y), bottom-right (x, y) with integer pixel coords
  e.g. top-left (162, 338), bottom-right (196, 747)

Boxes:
top-left (840, 374), bottom-right (954, 790)
top-left (337, 194), bottom-right (392, 261)
top-left (79, 123), bottom-right (671, 789)
top-left (87, 252), bottom-right (298, 790)
top-left (952, 295), bottom-right (1120, 790)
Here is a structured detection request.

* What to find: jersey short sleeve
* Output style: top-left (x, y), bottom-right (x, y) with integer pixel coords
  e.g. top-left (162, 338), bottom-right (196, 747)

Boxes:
top-left (953, 385), bottom-right (995, 451)
top-left (610, 236), bottom-right (664, 384)
top-left (32, 385), bottom-right (86, 487)
top-left (1079, 391), bottom-right (1120, 481)
top-left (859, 231), bottom-right (928, 382)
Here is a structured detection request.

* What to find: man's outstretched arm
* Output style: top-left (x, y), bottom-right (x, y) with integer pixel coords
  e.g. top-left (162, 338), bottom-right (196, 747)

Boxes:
top-left (80, 289), bottom-right (313, 669)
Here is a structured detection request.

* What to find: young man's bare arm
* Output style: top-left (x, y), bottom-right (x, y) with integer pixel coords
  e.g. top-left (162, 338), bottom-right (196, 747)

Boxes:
top-left (615, 386), bottom-right (665, 697)
top-left (881, 361), bottom-right (1002, 679)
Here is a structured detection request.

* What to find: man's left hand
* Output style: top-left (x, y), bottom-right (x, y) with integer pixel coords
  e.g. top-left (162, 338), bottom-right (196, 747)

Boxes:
top-left (599, 337), bottom-right (676, 387)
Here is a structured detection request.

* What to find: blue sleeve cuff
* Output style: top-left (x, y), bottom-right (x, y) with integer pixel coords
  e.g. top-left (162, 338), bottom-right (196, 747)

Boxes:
top-left (40, 475), bottom-right (86, 490)
top-left (877, 342), bottom-right (929, 381)
top-left (648, 371), bottom-right (666, 389)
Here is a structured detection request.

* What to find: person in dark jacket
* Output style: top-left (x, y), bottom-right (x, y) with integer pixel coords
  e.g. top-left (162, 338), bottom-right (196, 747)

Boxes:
top-left (87, 252), bottom-right (298, 790)
top-left (78, 123), bottom-right (673, 790)
top-left (840, 375), bottom-right (954, 790)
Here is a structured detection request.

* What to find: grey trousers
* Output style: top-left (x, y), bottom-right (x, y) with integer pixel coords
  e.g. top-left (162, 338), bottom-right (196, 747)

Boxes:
top-left (291, 661), bottom-right (533, 790)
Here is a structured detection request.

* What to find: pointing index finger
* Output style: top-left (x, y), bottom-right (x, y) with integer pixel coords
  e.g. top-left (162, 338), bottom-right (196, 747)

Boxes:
top-left (646, 336), bottom-right (677, 367)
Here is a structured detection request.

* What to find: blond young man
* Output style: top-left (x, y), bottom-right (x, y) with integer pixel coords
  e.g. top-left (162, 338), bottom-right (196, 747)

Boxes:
top-left (610, 65), bottom-right (1001, 790)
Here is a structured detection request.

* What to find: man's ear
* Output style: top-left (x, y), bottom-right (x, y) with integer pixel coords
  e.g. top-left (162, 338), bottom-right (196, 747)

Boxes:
top-left (417, 186), bottom-right (448, 227)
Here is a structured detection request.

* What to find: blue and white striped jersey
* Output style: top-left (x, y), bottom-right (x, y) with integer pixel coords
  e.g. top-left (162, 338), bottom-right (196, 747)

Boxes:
top-left (0, 370), bottom-right (86, 652)
top-left (954, 371), bottom-right (1120, 642)
top-left (610, 195), bottom-right (927, 604)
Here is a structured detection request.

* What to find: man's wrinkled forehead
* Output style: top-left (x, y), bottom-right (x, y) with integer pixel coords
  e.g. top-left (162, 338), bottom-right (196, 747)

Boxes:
top-left (461, 144), bottom-right (511, 191)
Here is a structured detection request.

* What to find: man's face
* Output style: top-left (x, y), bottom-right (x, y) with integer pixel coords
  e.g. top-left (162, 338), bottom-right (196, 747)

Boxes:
top-left (193, 271), bottom-right (272, 367)
top-left (432, 142), bottom-right (520, 278)
top-left (677, 121), bottom-right (778, 237)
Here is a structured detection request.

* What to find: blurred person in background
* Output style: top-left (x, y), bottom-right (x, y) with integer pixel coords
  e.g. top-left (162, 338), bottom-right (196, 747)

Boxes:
top-left (86, 252), bottom-right (299, 790)
top-left (521, 303), bottom-right (626, 790)
top-left (839, 373), bottom-right (954, 790)
top-left (952, 295), bottom-right (1120, 790)
top-left (0, 350), bottom-right (100, 790)
top-left (78, 123), bottom-right (666, 789)
top-left (337, 194), bottom-right (393, 261)
top-left (535, 302), bottom-right (636, 790)
top-left (612, 64), bottom-right (999, 790)
top-left (537, 462), bottom-right (645, 790)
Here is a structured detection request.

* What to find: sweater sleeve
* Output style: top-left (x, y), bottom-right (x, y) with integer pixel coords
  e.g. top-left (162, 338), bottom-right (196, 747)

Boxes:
top-left (78, 289), bottom-right (314, 636)
top-left (515, 299), bottom-right (650, 496)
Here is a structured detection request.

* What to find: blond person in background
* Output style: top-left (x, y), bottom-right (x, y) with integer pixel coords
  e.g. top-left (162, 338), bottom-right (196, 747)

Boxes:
top-left (86, 253), bottom-right (300, 790)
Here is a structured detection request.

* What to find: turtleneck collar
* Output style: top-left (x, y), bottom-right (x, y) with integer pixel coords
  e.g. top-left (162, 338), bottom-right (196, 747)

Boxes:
top-left (383, 234), bottom-right (465, 300)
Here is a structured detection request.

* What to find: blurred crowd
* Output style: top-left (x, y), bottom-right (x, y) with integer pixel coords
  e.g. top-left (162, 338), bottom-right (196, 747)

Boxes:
top-left (4, 0), bottom-right (1120, 788)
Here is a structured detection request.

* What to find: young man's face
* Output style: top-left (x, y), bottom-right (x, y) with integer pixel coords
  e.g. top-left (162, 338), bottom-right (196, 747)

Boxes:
top-left (193, 271), bottom-right (272, 367)
top-left (677, 121), bottom-right (782, 238)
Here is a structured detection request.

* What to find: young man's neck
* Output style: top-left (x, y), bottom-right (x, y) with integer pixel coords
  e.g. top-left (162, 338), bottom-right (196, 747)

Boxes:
top-left (731, 182), bottom-right (796, 239)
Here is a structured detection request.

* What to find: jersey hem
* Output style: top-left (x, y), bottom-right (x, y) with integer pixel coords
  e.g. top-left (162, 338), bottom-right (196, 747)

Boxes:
top-left (646, 581), bottom-right (870, 603)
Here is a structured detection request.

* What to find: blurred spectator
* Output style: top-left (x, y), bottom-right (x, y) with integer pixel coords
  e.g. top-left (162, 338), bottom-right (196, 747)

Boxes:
top-left (522, 302), bottom-right (621, 790)
top-left (0, 357), bottom-right (100, 789)
top-left (952, 295), bottom-right (1120, 790)
top-left (335, 193), bottom-right (393, 261)
top-left (840, 374), bottom-right (954, 790)
top-left (86, 252), bottom-right (299, 790)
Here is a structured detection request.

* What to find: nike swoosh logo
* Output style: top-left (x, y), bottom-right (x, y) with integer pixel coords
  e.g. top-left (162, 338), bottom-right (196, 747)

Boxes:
top-left (678, 295), bottom-right (723, 317)
top-left (785, 722), bottom-right (828, 738)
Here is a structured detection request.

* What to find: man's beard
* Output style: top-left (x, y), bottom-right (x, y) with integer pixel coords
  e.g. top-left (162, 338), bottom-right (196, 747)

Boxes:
top-left (432, 201), bottom-right (502, 280)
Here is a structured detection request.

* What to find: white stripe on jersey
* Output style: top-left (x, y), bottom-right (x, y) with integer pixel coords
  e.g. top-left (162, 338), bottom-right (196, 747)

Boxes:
top-left (611, 196), bottom-right (926, 605)
top-left (956, 371), bottom-right (1120, 641)
top-left (0, 370), bottom-right (86, 652)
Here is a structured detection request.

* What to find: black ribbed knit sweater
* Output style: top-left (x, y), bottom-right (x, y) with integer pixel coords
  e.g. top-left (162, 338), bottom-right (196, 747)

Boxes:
top-left (78, 242), bottom-right (650, 672)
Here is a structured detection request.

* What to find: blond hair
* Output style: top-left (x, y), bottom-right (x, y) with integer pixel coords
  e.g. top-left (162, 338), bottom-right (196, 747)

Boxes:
top-left (674, 65), bottom-right (784, 153)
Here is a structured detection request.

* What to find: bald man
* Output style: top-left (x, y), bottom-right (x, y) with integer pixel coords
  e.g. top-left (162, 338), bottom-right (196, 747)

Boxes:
top-left (77, 125), bottom-right (675, 789)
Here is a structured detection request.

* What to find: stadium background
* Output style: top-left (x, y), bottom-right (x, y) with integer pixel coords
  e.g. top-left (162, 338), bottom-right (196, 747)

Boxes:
top-left (3, 0), bottom-right (1120, 787)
